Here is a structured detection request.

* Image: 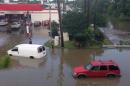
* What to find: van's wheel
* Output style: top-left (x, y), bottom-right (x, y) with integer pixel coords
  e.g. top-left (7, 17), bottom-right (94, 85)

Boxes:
top-left (9, 54), bottom-right (12, 56)
top-left (77, 74), bottom-right (87, 79)
top-left (30, 56), bottom-right (34, 59)
top-left (107, 74), bottom-right (116, 78)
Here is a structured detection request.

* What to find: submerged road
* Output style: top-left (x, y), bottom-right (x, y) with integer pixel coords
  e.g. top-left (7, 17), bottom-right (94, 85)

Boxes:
top-left (0, 49), bottom-right (130, 86)
top-left (0, 25), bottom-right (130, 86)
top-left (99, 22), bottom-right (130, 45)
top-left (0, 26), bottom-right (49, 53)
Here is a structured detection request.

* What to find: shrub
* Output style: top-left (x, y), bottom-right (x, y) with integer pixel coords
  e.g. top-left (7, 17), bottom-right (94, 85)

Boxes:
top-left (0, 55), bottom-right (10, 69)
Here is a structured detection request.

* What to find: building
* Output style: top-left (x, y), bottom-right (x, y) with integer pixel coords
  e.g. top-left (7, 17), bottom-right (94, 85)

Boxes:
top-left (0, 0), bottom-right (59, 24)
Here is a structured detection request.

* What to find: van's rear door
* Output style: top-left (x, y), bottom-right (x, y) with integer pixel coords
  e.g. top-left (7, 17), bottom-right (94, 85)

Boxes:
top-left (37, 47), bottom-right (44, 58)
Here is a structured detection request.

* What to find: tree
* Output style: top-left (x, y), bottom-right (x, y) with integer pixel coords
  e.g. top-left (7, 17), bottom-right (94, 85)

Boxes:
top-left (84, 26), bottom-right (104, 46)
top-left (62, 11), bottom-right (104, 47)
top-left (109, 0), bottom-right (130, 20)
top-left (74, 33), bottom-right (87, 48)
top-left (51, 21), bottom-right (59, 38)
top-left (62, 11), bottom-right (87, 37)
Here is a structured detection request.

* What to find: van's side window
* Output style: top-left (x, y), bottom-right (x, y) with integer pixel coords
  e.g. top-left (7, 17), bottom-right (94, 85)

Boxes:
top-left (12, 47), bottom-right (18, 51)
top-left (38, 47), bottom-right (43, 53)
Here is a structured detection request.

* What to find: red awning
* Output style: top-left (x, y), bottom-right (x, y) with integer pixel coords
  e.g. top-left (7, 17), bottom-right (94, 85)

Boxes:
top-left (0, 4), bottom-right (44, 11)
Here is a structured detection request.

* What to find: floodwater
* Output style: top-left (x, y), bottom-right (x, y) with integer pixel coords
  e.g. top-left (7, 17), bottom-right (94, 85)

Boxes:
top-left (100, 22), bottom-right (130, 44)
top-left (0, 26), bottom-right (49, 53)
top-left (0, 48), bottom-right (130, 86)
top-left (0, 26), bottom-right (130, 86)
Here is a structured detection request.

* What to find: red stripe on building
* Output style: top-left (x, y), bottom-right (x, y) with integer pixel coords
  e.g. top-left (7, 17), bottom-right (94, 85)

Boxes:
top-left (0, 4), bottom-right (44, 11)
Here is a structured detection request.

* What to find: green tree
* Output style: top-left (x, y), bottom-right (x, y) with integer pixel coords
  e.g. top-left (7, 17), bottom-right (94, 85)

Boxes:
top-left (84, 26), bottom-right (104, 46)
top-left (74, 33), bottom-right (87, 48)
top-left (62, 11), bottom-right (87, 37)
top-left (51, 21), bottom-right (59, 38)
top-left (109, 0), bottom-right (130, 20)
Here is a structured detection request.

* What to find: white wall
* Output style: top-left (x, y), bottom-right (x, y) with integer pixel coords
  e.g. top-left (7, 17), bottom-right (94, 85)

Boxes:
top-left (63, 32), bottom-right (69, 42)
top-left (31, 10), bottom-right (59, 23)
top-left (4, 0), bottom-right (10, 3)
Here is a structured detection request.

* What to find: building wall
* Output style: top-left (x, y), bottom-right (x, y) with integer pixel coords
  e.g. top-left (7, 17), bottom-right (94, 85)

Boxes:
top-left (0, 0), bottom-right (59, 23)
top-left (31, 10), bottom-right (59, 23)
top-left (0, 9), bottom-right (59, 23)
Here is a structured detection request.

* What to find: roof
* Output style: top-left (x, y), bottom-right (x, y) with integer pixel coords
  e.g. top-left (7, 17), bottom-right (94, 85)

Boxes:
top-left (90, 60), bottom-right (118, 66)
top-left (0, 4), bottom-right (44, 11)
top-left (16, 44), bottom-right (43, 49)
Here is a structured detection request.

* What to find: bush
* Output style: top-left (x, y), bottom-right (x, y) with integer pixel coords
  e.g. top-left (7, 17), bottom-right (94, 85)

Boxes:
top-left (44, 41), bottom-right (52, 47)
top-left (74, 33), bottom-right (87, 48)
top-left (64, 41), bottom-right (75, 49)
top-left (0, 55), bottom-right (10, 69)
top-left (51, 21), bottom-right (59, 38)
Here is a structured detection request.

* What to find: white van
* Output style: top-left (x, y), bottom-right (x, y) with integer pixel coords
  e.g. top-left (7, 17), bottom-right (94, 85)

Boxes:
top-left (7, 44), bottom-right (46, 59)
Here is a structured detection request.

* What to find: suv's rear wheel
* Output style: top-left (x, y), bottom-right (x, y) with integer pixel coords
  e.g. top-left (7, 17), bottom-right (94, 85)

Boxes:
top-left (107, 74), bottom-right (116, 78)
top-left (77, 74), bottom-right (87, 79)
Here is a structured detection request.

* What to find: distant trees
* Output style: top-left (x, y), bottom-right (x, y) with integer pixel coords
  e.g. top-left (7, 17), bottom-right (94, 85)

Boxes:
top-left (108, 0), bottom-right (130, 20)
top-left (74, 0), bottom-right (109, 27)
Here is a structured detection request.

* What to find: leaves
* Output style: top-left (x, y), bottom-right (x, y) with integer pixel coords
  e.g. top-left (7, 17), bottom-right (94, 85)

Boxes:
top-left (62, 11), bottom-right (87, 36)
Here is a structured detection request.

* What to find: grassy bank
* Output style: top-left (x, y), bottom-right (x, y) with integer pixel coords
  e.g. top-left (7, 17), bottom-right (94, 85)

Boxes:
top-left (0, 55), bottom-right (10, 69)
top-left (103, 39), bottom-right (113, 45)
top-left (110, 17), bottom-right (130, 32)
top-left (45, 40), bottom-right (111, 49)
top-left (44, 41), bottom-right (76, 48)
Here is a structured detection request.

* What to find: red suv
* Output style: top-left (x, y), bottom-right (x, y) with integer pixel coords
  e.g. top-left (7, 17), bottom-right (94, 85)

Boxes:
top-left (73, 60), bottom-right (120, 78)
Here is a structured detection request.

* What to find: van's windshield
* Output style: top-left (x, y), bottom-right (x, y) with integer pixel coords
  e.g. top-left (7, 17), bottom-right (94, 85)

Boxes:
top-left (12, 47), bottom-right (18, 51)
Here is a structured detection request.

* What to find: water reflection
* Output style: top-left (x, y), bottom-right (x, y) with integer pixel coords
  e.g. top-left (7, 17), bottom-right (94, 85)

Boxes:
top-left (10, 56), bottom-right (47, 68)
top-left (1, 48), bottom-right (130, 86)
top-left (60, 48), bottom-right (130, 86)
top-left (0, 26), bottom-right (49, 52)
top-left (75, 78), bottom-right (120, 86)
top-left (62, 49), bottom-right (104, 68)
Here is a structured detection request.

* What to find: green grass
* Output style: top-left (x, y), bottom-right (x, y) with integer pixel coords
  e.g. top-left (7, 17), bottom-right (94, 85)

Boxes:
top-left (44, 40), bottom-right (105, 49)
top-left (44, 40), bottom-right (76, 48)
top-left (0, 55), bottom-right (10, 69)
top-left (103, 39), bottom-right (113, 45)
top-left (64, 41), bottom-right (76, 49)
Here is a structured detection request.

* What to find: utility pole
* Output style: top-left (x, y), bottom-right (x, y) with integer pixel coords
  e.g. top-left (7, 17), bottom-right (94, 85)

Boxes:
top-left (57, 0), bottom-right (64, 47)
top-left (94, 0), bottom-right (98, 29)
top-left (48, 0), bottom-right (52, 31)
top-left (63, 0), bottom-right (66, 12)
top-left (87, 0), bottom-right (90, 28)
top-left (84, 0), bottom-right (87, 14)
top-left (84, 0), bottom-right (90, 28)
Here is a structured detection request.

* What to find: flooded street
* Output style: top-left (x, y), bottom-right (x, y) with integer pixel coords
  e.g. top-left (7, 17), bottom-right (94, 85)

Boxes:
top-left (99, 22), bottom-right (130, 44)
top-left (0, 25), bottom-right (130, 86)
top-left (0, 49), bottom-right (130, 86)
top-left (0, 26), bottom-right (49, 53)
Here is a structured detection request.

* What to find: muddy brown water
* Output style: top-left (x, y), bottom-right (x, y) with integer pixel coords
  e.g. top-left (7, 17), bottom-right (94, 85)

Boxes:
top-left (0, 26), bottom-right (130, 86)
top-left (0, 48), bottom-right (130, 86)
